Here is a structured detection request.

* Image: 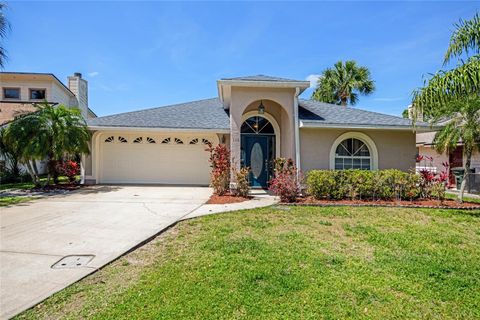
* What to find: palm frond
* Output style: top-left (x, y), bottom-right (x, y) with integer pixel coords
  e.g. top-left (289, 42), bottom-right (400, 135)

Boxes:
top-left (444, 12), bottom-right (480, 64)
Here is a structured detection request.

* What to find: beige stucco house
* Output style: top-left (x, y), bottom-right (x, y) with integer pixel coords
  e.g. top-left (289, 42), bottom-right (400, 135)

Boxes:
top-left (84, 75), bottom-right (430, 187)
top-left (0, 72), bottom-right (96, 174)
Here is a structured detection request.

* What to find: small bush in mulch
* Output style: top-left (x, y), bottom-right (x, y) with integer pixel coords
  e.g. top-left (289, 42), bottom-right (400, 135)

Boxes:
top-left (207, 193), bottom-right (252, 204)
top-left (289, 196), bottom-right (480, 210)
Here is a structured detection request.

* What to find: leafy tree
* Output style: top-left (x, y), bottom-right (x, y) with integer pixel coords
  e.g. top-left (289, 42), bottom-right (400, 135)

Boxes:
top-left (311, 60), bottom-right (375, 106)
top-left (0, 2), bottom-right (10, 69)
top-left (5, 103), bottom-right (90, 186)
top-left (412, 12), bottom-right (480, 202)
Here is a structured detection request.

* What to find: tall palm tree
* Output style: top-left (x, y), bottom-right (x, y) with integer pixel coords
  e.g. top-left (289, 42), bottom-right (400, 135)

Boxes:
top-left (0, 2), bottom-right (10, 69)
top-left (412, 12), bottom-right (480, 202)
top-left (311, 60), bottom-right (375, 106)
top-left (5, 103), bottom-right (90, 186)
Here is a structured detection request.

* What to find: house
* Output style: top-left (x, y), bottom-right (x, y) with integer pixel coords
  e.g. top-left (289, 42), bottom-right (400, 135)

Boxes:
top-left (0, 72), bottom-right (96, 124)
top-left (0, 72), bottom-right (96, 173)
top-left (83, 75), bottom-right (431, 187)
top-left (416, 129), bottom-right (480, 188)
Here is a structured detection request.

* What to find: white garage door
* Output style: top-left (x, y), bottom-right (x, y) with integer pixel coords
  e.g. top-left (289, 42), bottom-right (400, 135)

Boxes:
top-left (99, 134), bottom-right (214, 185)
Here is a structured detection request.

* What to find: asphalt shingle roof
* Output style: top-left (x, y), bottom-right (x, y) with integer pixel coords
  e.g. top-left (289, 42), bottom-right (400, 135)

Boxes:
top-left (88, 98), bottom-right (428, 130)
top-left (220, 74), bottom-right (306, 83)
top-left (88, 98), bottom-right (229, 130)
top-left (298, 99), bottom-right (430, 128)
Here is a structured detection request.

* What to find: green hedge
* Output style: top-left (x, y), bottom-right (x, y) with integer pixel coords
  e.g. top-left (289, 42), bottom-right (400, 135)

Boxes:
top-left (306, 169), bottom-right (421, 201)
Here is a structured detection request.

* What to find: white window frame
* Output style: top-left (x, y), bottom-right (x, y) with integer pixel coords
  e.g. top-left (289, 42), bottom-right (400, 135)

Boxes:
top-left (329, 132), bottom-right (378, 170)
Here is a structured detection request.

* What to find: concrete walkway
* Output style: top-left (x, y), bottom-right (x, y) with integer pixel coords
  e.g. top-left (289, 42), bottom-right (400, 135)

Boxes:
top-left (183, 189), bottom-right (278, 220)
top-left (0, 186), bottom-right (276, 319)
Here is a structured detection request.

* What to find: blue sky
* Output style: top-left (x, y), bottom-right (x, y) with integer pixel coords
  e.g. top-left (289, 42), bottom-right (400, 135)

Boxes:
top-left (3, 1), bottom-right (479, 117)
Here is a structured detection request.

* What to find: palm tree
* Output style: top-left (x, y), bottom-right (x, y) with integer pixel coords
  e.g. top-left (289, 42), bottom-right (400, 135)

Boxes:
top-left (0, 2), bottom-right (10, 69)
top-left (444, 12), bottom-right (480, 65)
top-left (5, 103), bottom-right (90, 186)
top-left (412, 12), bottom-right (480, 202)
top-left (311, 60), bottom-right (375, 106)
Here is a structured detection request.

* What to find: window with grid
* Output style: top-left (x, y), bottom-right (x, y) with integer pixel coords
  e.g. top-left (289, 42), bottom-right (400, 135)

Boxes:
top-left (334, 138), bottom-right (371, 170)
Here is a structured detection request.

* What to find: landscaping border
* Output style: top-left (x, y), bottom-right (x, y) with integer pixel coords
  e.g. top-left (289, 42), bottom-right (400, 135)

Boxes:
top-left (284, 202), bottom-right (480, 211)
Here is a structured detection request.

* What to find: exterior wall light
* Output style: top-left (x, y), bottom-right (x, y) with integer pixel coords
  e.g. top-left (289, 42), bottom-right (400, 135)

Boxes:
top-left (258, 100), bottom-right (265, 114)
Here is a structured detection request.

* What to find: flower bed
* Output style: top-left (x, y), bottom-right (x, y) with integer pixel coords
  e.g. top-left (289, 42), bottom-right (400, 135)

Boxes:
top-left (289, 196), bottom-right (480, 210)
top-left (207, 193), bottom-right (252, 204)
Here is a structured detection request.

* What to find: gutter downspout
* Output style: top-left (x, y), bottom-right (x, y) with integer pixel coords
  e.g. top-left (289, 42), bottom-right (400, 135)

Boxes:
top-left (294, 87), bottom-right (301, 172)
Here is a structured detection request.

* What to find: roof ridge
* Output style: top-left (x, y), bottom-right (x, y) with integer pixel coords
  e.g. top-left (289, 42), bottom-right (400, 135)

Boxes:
top-left (93, 97), bottom-right (219, 119)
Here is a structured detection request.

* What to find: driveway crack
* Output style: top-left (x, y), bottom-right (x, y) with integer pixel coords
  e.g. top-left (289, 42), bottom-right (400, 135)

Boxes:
top-left (141, 202), bottom-right (161, 216)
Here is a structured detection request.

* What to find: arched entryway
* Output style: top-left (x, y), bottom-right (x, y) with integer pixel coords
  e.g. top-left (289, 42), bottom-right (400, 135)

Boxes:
top-left (241, 116), bottom-right (276, 187)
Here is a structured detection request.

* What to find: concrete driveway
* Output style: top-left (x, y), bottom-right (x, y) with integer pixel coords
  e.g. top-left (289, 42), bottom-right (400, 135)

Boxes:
top-left (0, 186), bottom-right (211, 319)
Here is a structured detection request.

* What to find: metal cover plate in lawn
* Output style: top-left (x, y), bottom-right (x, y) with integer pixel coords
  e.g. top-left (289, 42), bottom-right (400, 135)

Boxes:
top-left (51, 255), bottom-right (95, 269)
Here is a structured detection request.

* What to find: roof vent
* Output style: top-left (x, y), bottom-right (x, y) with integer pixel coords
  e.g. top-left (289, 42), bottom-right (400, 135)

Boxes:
top-left (73, 72), bottom-right (82, 78)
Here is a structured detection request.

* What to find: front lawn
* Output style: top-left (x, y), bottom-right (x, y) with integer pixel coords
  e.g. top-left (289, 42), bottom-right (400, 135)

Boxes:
top-left (17, 206), bottom-right (480, 319)
top-left (0, 175), bottom-right (75, 191)
top-left (0, 196), bottom-right (37, 207)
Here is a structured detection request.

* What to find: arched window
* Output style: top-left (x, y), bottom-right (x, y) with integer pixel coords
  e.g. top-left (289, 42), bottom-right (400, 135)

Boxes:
top-left (118, 136), bottom-right (128, 143)
top-left (133, 137), bottom-right (143, 143)
top-left (334, 138), bottom-right (371, 170)
top-left (241, 116), bottom-right (274, 134)
top-left (104, 136), bottom-right (114, 143)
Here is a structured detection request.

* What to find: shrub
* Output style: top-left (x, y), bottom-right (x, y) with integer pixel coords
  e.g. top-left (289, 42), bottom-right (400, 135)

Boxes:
top-left (206, 144), bottom-right (230, 195)
top-left (56, 160), bottom-right (80, 183)
top-left (232, 166), bottom-right (250, 197)
top-left (307, 169), bottom-right (425, 201)
top-left (269, 158), bottom-right (302, 202)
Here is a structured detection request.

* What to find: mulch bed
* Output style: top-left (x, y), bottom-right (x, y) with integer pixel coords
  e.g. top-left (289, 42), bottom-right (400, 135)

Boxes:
top-left (285, 196), bottom-right (480, 210)
top-left (29, 183), bottom-right (83, 193)
top-left (207, 193), bottom-right (252, 204)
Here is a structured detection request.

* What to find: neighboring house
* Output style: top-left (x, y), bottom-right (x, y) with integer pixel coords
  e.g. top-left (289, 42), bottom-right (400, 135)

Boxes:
top-left (416, 129), bottom-right (480, 187)
top-left (83, 75), bottom-right (430, 187)
top-left (0, 72), bottom-right (96, 174)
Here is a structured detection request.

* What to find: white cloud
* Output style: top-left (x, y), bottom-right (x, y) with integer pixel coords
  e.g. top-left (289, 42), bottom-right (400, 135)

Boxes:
top-left (88, 71), bottom-right (99, 77)
top-left (306, 74), bottom-right (320, 88)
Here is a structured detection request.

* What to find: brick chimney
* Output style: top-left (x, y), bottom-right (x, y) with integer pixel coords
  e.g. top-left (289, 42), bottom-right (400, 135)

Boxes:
top-left (68, 72), bottom-right (88, 119)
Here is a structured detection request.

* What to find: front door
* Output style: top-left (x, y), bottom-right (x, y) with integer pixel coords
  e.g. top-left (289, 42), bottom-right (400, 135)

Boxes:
top-left (241, 135), bottom-right (275, 188)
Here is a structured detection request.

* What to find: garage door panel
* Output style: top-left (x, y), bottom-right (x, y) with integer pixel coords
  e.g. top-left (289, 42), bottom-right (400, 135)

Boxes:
top-left (100, 138), bottom-right (212, 185)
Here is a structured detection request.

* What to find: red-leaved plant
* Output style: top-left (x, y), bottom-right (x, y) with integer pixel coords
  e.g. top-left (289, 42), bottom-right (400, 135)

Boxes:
top-left (269, 158), bottom-right (302, 203)
top-left (206, 144), bottom-right (230, 195)
top-left (418, 158), bottom-right (449, 201)
top-left (56, 160), bottom-right (80, 183)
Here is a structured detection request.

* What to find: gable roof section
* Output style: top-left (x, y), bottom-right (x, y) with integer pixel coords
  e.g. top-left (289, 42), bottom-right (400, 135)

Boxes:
top-left (88, 98), bottom-right (230, 130)
top-left (220, 74), bottom-right (306, 83)
top-left (88, 97), bottom-right (431, 131)
top-left (298, 99), bottom-right (431, 129)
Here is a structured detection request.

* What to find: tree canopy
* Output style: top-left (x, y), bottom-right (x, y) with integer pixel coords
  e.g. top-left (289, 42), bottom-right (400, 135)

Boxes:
top-left (311, 60), bottom-right (375, 106)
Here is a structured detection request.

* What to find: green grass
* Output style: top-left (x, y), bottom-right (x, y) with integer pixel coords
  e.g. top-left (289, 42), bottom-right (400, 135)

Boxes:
top-left (445, 192), bottom-right (480, 204)
top-left (0, 175), bottom-right (72, 191)
top-left (16, 206), bottom-right (480, 319)
top-left (0, 196), bottom-right (36, 206)
top-left (0, 181), bottom-right (36, 191)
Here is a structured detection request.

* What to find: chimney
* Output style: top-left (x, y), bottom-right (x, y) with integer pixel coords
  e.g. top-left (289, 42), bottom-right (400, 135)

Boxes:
top-left (68, 72), bottom-right (88, 119)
